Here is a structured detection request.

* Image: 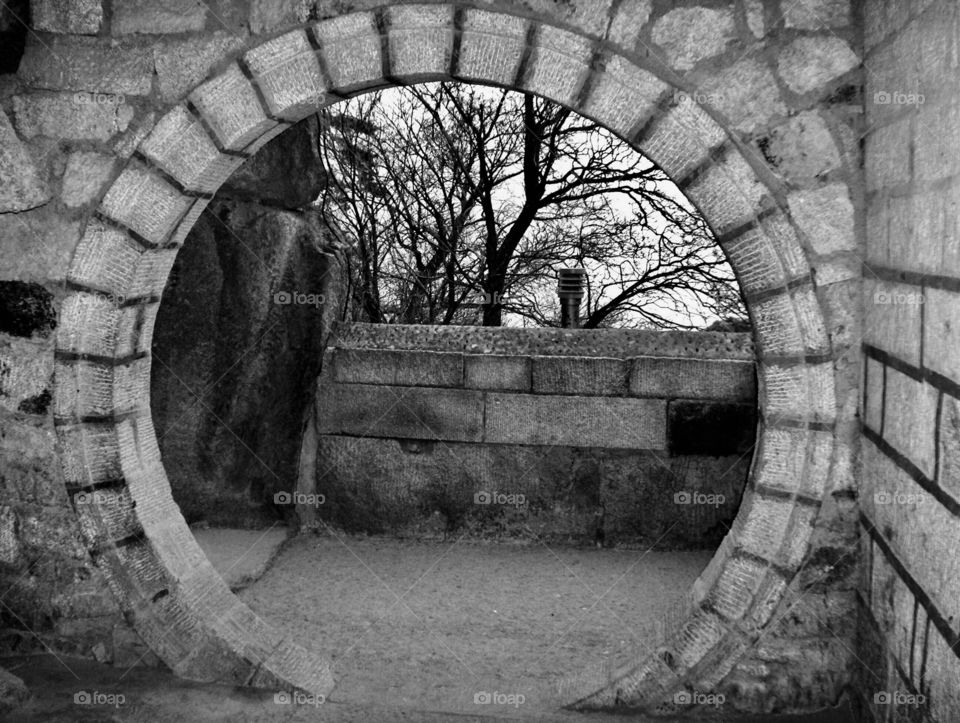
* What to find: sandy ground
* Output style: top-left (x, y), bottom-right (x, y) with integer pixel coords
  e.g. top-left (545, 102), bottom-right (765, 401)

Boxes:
top-left (239, 532), bottom-right (713, 717)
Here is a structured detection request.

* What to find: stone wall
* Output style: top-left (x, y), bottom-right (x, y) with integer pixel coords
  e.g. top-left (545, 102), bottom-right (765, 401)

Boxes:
top-left (300, 324), bottom-right (757, 547)
top-left (857, 1), bottom-right (960, 720)
top-left (0, 0), bottom-right (885, 716)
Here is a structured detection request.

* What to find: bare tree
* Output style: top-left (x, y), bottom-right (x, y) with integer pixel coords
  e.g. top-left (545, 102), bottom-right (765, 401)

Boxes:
top-left (313, 83), bottom-right (747, 329)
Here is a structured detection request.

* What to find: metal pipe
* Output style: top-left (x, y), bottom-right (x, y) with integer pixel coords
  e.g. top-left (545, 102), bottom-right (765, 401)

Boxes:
top-left (557, 267), bottom-right (586, 328)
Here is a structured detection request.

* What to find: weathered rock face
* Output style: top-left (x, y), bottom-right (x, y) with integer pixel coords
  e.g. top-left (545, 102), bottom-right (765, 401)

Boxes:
top-left (151, 214), bottom-right (345, 527)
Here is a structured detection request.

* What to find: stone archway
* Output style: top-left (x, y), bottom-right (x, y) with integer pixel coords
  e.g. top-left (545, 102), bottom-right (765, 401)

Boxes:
top-left (52, 4), bottom-right (840, 712)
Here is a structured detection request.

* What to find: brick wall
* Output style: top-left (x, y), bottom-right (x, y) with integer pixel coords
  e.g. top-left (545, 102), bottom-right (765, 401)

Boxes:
top-left (859, 1), bottom-right (960, 721)
top-left (299, 323), bottom-right (756, 546)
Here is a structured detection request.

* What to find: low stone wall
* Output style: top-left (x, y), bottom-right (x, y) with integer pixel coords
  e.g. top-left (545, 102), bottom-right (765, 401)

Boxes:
top-left (298, 324), bottom-right (757, 548)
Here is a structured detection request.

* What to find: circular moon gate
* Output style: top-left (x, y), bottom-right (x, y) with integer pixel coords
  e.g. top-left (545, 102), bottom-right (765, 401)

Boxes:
top-left (52, 4), bottom-right (839, 712)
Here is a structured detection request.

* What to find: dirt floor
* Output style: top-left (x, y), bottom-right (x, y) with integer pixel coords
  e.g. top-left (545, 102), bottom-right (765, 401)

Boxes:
top-left (3, 529), bottom-right (859, 721)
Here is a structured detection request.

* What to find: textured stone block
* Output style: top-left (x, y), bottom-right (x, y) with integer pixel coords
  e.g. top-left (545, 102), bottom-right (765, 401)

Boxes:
top-left (0, 108), bottom-right (50, 212)
top-left (53, 357), bottom-right (150, 419)
top-left (631, 357), bottom-right (755, 401)
top-left (697, 56), bottom-right (787, 134)
top-left (57, 423), bottom-right (122, 486)
top-left (13, 91), bottom-right (133, 142)
top-left (484, 393), bottom-right (666, 449)
top-left (68, 220), bottom-right (177, 301)
top-left (752, 287), bottom-right (830, 357)
top-left (737, 495), bottom-right (796, 564)
top-left (651, 6), bottom-right (736, 71)
top-left (112, 0), bottom-right (206, 35)
top-left (532, 356), bottom-right (628, 396)
top-left (606, 0), bottom-right (653, 49)
top-left (154, 33), bottom-right (247, 103)
top-left (668, 609), bottom-right (728, 669)
top-left (708, 556), bottom-right (768, 621)
top-left (463, 354), bottom-right (530, 391)
top-left (31, 0), bottom-right (103, 34)
top-left (519, 24), bottom-right (592, 107)
top-left (685, 150), bottom-right (767, 234)
top-left (777, 37), bottom-right (859, 95)
top-left (760, 362), bottom-right (836, 424)
top-left (61, 151), bottom-right (115, 208)
top-left (783, 0), bottom-right (851, 29)
top-left (864, 357), bottom-right (884, 432)
top-left (882, 368), bottom-right (938, 479)
top-left (923, 288), bottom-right (960, 383)
top-left (140, 106), bottom-right (244, 194)
top-left (387, 4), bottom-right (454, 80)
top-left (753, 427), bottom-right (832, 498)
top-left (637, 98), bottom-right (727, 180)
top-left (864, 279), bottom-right (923, 367)
top-left (788, 184), bottom-right (856, 256)
top-left (189, 64), bottom-right (277, 151)
top-left (333, 348), bottom-right (463, 387)
top-left (244, 30), bottom-right (328, 122)
top-left (99, 165), bottom-right (194, 246)
top-left (765, 111), bottom-right (842, 181)
top-left (57, 292), bottom-right (155, 358)
top-left (314, 13), bottom-right (383, 92)
top-left (456, 9), bottom-right (526, 86)
top-left (318, 383), bottom-right (484, 442)
top-left (721, 219), bottom-right (806, 298)
top-left (582, 54), bottom-right (667, 139)
top-left (864, 119), bottom-right (911, 192)
top-left (17, 34), bottom-right (152, 95)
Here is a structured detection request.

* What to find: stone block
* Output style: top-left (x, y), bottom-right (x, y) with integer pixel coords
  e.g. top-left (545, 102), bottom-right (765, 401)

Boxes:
top-left (518, 24), bottom-right (592, 108)
top-left (0, 205), bottom-right (81, 283)
top-left (882, 367), bottom-right (938, 479)
top-left (0, 280), bottom-right (55, 338)
top-left (777, 37), bottom-right (859, 95)
top-left (112, 0), bottom-right (206, 35)
top-left (637, 98), bottom-right (727, 180)
top-left (863, 279), bottom-right (923, 367)
top-left (31, 0), bottom-right (102, 34)
top-left (484, 392), bottom-right (666, 449)
top-left (754, 427), bottom-right (832, 498)
top-left (393, 350), bottom-right (463, 387)
top-left (68, 219), bottom-right (177, 301)
top-left (17, 34), bottom-right (152, 95)
top-left (463, 354), bottom-right (530, 391)
top-left (0, 108), bottom-right (50, 212)
top-left (57, 292), bottom-right (154, 358)
top-left (764, 111), bottom-right (842, 181)
top-left (13, 91), bottom-right (133, 142)
top-left (721, 216), bottom-right (807, 298)
top-left (582, 54), bottom-right (667, 139)
top-left (760, 362), bottom-right (836, 424)
top-left (668, 400), bottom-right (756, 456)
top-left (789, 184), bottom-right (856, 256)
top-left (0, 337), bottom-right (53, 414)
top-left (99, 164), bottom-right (194, 246)
top-left (864, 119), bottom-right (911, 192)
top-left (60, 151), bottom-right (114, 208)
top-left (696, 56), bottom-right (787, 135)
top-left (387, 4), bottom-right (454, 81)
top-left (140, 105), bottom-right (243, 194)
top-left (249, 0), bottom-right (311, 34)
top-left (318, 383), bottom-right (484, 442)
top-left (456, 9), bottom-right (526, 86)
top-left (244, 30), bottom-right (328, 122)
top-left (314, 12), bottom-right (382, 93)
top-left (707, 555), bottom-right (767, 622)
top-left (939, 392), bottom-right (960, 500)
top-left (685, 150), bottom-right (768, 235)
top-left (783, 0), bottom-right (851, 29)
top-left (651, 6), bottom-right (736, 71)
top-left (606, 0), bottom-right (652, 49)
top-left (631, 357), bottom-right (755, 401)
top-left (924, 288), bottom-right (960, 384)
top-left (864, 356), bottom-right (884, 432)
top-left (189, 64), bottom-right (277, 151)
top-left (532, 356), bottom-right (628, 396)
top-left (752, 287), bottom-right (830, 357)
top-left (53, 356), bottom-right (150, 419)
top-left (154, 32), bottom-right (247, 103)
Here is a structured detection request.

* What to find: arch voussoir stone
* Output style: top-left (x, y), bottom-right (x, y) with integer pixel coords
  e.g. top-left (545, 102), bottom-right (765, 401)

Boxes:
top-left (52, 2), bottom-right (843, 713)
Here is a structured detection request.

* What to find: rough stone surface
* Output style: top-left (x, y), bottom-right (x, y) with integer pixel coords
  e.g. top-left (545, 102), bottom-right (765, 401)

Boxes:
top-left (788, 184), bottom-right (856, 255)
top-left (31, 0), bottom-right (102, 34)
top-left (154, 32), bottom-right (248, 104)
top-left (651, 7), bottom-right (736, 72)
top-left (13, 92), bottom-right (133, 141)
top-left (60, 151), bottom-right (114, 208)
top-left (778, 37), bottom-right (859, 95)
top-left (112, 0), bottom-right (207, 34)
top-left (764, 111), bottom-right (842, 180)
top-left (697, 56), bottom-right (787, 134)
top-left (0, 108), bottom-right (49, 211)
top-left (783, 0), bottom-right (851, 29)
top-left (0, 204), bottom-right (81, 282)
